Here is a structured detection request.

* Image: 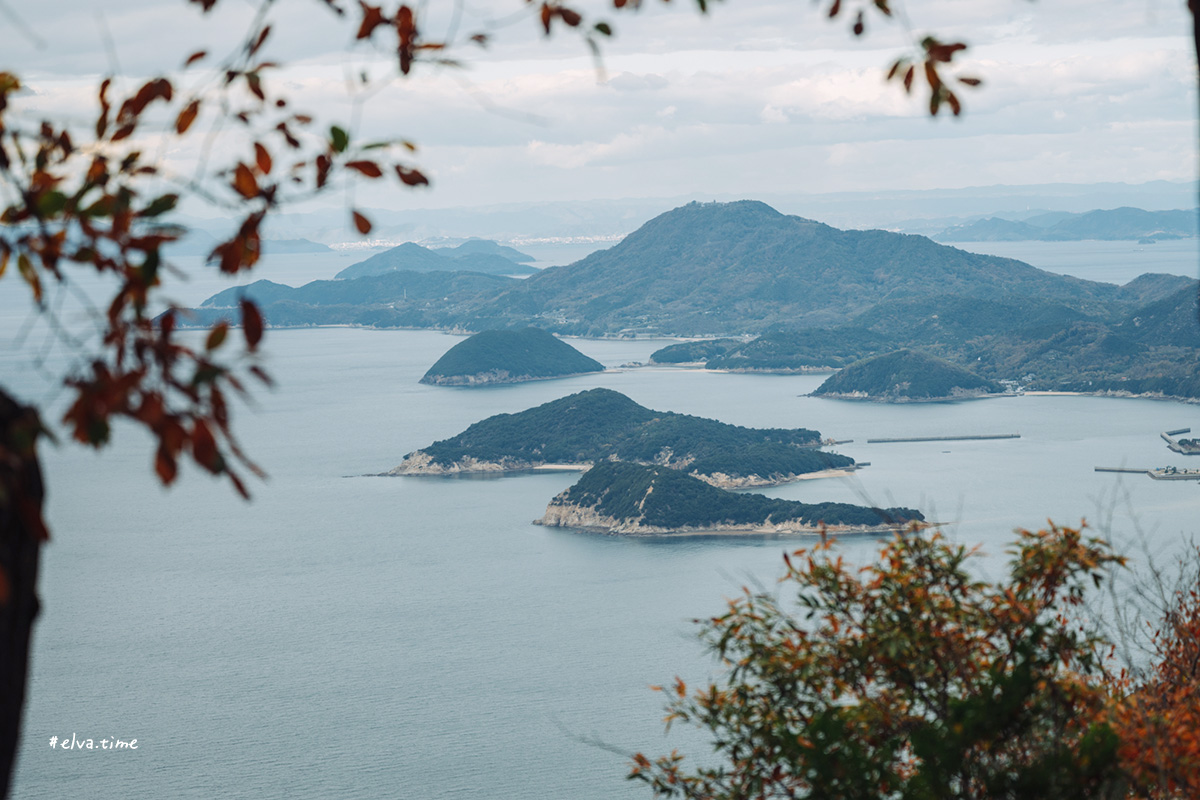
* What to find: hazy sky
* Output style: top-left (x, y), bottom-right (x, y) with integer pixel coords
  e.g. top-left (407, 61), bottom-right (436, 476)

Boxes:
top-left (6, 0), bottom-right (1196, 212)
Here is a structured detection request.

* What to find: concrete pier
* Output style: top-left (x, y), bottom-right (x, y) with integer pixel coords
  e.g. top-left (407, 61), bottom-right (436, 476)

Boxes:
top-left (866, 434), bottom-right (1020, 444)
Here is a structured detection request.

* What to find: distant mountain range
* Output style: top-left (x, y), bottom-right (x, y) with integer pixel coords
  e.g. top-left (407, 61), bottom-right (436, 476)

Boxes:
top-left (189, 200), bottom-right (1200, 399)
top-left (163, 231), bottom-right (331, 257)
top-left (935, 207), bottom-right (1198, 242)
top-left (335, 240), bottom-right (536, 279)
top-left (456, 200), bottom-right (1136, 335)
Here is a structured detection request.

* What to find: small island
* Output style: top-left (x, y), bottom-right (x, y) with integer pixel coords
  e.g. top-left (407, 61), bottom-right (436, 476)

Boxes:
top-left (390, 388), bottom-right (855, 487)
top-left (534, 461), bottom-right (924, 536)
top-left (811, 350), bottom-right (1005, 402)
top-left (420, 328), bottom-right (605, 386)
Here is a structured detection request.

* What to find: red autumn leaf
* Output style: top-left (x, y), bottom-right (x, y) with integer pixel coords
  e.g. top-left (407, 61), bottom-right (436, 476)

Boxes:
top-left (249, 365), bottom-right (274, 387)
top-left (96, 78), bottom-right (112, 139)
top-left (396, 5), bottom-right (418, 74)
top-left (345, 160), bottom-right (382, 178)
top-left (232, 163), bottom-right (259, 198)
top-left (191, 419), bottom-right (220, 472)
top-left (316, 154), bottom-right (332, 188)
top-left (249, 25), bottom-right (271, 57)
top-left (395, 165), bottom-right (429, 186)
top-left (356, 1), bottom-right (387, 39)
top-left (184, 50), bottom-right (208, 67)
top-left (240, 298), bottom-right (263, 350)
top-left (353, 210), bottom-right (372, 234)
top-left (206, 321), bottom-right (229, 351)
top-left (175, 100), bottom-right (201, 135)
top-left (254, 142), bottom-right (272, 175)
top-left (924, 61), bottom-right (941, 91)
top-left (155, 445), bottom-right (178, 485)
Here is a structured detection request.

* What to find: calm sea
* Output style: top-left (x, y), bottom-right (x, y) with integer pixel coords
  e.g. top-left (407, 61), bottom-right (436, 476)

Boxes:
top-left (7, 239), bottom-right (1199, 799)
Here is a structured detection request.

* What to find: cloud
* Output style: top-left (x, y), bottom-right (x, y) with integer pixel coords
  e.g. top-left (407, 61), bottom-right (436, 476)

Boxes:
top-left (3, 0), bottom-right (1193, 210)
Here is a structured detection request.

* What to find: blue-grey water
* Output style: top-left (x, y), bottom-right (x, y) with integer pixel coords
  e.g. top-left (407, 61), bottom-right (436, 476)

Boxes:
top-left (6, 240), bottom-right (1199, 799)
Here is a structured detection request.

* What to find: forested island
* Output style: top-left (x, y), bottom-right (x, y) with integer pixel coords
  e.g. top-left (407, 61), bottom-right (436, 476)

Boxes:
top-left (420, 328), bottom-right (604, 386)
top-left (811, 350), bottom-right (1005, 402)
top-left (389, 388), bottom-right (855, 487)
top-left (535, 461), bottom-right (924, 536)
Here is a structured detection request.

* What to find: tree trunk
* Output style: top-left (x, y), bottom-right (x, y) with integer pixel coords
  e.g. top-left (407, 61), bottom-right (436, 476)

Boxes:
top-left (0, 390), bottom-right (46, 799)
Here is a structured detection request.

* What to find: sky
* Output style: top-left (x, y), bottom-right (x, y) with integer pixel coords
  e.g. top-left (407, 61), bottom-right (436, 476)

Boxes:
top-left (4, 0), bottom-right (1197, 215)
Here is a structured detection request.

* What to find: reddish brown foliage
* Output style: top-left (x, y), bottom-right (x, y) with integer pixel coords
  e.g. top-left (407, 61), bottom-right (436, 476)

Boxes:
top-left (1108, 552), bottom-right (1200, 798)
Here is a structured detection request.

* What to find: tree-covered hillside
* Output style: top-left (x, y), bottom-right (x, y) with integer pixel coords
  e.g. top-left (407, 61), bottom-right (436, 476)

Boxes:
top-left (650, 339), bottom-right (744, 364)
top-left (460, 200), bottom-right (1122, 335)
top-left (397, 388), bottom-right (852, 484)
top-left (545, 461), bottom-right (923, 531)
top-left (420, 328), bottom-right (604, 385)
top-left (812, 350), bottom-right (1003, 401)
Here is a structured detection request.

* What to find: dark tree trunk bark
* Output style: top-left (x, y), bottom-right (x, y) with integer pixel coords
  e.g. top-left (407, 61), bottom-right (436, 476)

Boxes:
top-left (0, 390), bottom-right (46, 799)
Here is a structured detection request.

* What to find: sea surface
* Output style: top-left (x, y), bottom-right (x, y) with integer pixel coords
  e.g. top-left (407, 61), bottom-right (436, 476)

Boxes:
top-left (6, 239), bottom-right (1199, 799)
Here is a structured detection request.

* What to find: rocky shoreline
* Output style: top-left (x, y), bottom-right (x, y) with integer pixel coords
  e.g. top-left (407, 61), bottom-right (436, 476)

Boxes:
top-left (533, 501), bottom-right (911, 537)
top-left (812, 388), bottom-right (1008, 403)
top-left (387, 452), bottom-right (855, 487)
top-left (419, 368), bottom-right (602, 386)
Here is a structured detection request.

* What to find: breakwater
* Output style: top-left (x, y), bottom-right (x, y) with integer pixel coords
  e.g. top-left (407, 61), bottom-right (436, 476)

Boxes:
top-left (1095, 466), bottom-right (1200, 481)
top-left (1160, 428), bottom-right (1200, 455)
top-left (866, 434), bottom-right (1020, 444)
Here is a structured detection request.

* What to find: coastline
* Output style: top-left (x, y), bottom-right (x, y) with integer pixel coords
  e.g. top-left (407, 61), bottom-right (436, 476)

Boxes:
top-left (388, 454), bottom-right (854, 486)
top-left (533, 499), bottom-right (920, 538)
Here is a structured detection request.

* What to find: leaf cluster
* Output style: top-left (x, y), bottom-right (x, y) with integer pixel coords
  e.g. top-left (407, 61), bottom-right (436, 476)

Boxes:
top-left (631, 525), bottom-right (1129, 799)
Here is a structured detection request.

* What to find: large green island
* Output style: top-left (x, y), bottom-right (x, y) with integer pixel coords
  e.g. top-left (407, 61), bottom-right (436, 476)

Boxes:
top-left (389, 388), bottom-right (855, 487)
top-left (534, 461), bottom-right (924, 536)
top-left (420, 328), bottom-right (604, 386)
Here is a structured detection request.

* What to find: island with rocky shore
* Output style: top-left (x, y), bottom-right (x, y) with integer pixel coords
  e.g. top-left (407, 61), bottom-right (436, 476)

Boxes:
top-left (811, 349), bottom-right (1006, 402)
top-left (420, 328), bottom-right (604, 386)
top-left (388, 388), bottom-right (856, 487)
top-left (534, 461), bottom-right (924, 536)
